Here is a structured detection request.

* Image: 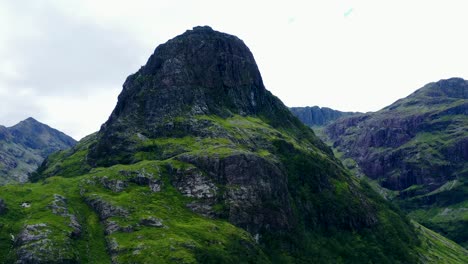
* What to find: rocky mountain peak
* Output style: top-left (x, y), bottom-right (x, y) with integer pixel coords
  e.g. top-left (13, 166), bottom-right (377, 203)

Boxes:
top-left (90, 26), bottom-right (304, 166)
top-left (113, 25), bottom-right (266, 121)
top-left (0, 118), bottom-right (76, 184)
top-left (412, 77), bottom-right (467, 99)
top-left (22, 117), bottom-right (39, 123)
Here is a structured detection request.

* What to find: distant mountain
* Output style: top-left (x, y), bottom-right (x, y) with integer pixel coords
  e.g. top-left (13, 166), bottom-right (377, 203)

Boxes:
top-left (0, 28), bottom-right (466, 263)
top-left (290, 106), bottom-right (359, 126)
top-left (322, 78), bottom-right (468, 247)
top-left (0, 117), bottom-right (76, 184)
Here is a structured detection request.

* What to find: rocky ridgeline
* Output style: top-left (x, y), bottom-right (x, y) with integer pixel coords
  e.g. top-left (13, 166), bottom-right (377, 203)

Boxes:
top-left (326, 78), bottom-right (467, 191)
top-left (322, 77), bottom-right (468, 246)
top-left (290, 106), bottom-right (359, 127)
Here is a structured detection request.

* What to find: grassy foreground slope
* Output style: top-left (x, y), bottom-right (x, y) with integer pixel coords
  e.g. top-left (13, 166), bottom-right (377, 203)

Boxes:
top-left (0, 115), bottom-right (466, 263)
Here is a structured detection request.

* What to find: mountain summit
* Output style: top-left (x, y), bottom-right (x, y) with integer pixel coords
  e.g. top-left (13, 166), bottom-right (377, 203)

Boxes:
top-left (89, 25), bottom-right (319, 166)
top-left (3, 28), bottom-right (467, 263)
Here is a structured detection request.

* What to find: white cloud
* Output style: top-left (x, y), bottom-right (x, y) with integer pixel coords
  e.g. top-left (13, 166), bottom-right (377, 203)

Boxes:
top-left (36, 87), bottom-right (120, 140)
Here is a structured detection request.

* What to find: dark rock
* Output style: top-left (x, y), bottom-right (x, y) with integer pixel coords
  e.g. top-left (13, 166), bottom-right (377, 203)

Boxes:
top-left (0, 198), bottom-right (7, 215)
top-left (106, 237), bottom-right (120, 264)
top-left (104, 220), bottom-right (134, 235)
top-left (69, 215), bottom-right (82, 239)
top-left (101, 176), bottom-right (128, 193)
top-left (85, 195), bottom-right (128, 220)
top-left (48, 194), bottom-right (82, 238)
top-left (170, 166), bottom-right (217, 199)
top-left (186, 201), bottom-right (215, 218)
top-left (15, 224), bottom-right (49, 246)
top-left (139, 217), bottom-right (164, 228)
top-left (15, 223), bottom-right (77, 263)
top-left (175, 153), bottom-right (292, 234)
top-left (123, 169), bottom-right (163, 192)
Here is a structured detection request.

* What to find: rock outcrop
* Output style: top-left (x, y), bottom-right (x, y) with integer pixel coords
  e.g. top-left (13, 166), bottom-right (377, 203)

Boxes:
top-left (15, 223), bottom-right (77, 263)
top-left (48, 194), bottom-right (82, 238)
top-left (0, 198), bottom-right (7, 215)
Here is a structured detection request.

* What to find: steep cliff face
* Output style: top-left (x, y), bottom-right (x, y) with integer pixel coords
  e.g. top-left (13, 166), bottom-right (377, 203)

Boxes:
top-left (1, 27), bottom-right (467, 263)
top-left (0, 118), bottom-right (76, 184)
top-left (324, 78), bottom-right (468, 247)
top-left (89, 26), bottom-right (315, 167)
top-left (290, 106), bottom-right (358, 127)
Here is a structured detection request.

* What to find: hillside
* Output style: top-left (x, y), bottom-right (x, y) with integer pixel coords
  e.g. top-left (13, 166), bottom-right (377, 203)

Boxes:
top-left (322, 78), bottom-right (468, 247)
top-left (0, 117), bottom-right (76, 184)
top-left (0, 27), bottom-right (466, 263)
top-left (290, 106), bottom-right (358, 127)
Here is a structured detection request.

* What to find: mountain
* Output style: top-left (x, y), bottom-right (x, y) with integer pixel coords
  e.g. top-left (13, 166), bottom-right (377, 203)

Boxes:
top-left (322, 78), bottom-right (468, 247)
top-left (290, 106), bottom-right (359, 127)
top-left (0, 117), bottom-right (76, 184)
top-left (1, 27), bottom-right (467, 263)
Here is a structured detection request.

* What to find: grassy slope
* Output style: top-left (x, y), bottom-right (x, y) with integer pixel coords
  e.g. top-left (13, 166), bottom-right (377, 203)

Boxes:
top-left (1, 115), bottom-right (467, 263)
top-left (1, 161), bottom-right (267, 263)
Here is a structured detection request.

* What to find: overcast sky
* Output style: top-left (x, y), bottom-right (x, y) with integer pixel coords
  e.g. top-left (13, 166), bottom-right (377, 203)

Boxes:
top-left (1, 0), bottom-right (468, 140)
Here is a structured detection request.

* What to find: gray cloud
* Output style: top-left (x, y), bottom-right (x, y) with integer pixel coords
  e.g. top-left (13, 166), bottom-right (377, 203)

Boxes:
top-left (0, 1), bottom-right (148, 137)
top-left (0, 93), bottom-right (44, 127)
top-left (2, 2), bottom-right (145, 96)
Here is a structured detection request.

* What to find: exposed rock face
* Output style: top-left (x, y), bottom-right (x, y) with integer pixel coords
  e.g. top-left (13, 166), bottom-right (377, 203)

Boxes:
top-left (323, 77), bottom-right (468, 246)
top-left (170, 165), bottom-right (218, 199)
top-left (0, 118), bottom-right (76, 184)
top-left (48, 194), bottom-right (82, 238)
top-left (176, 153), bottom-right (292, 233)
top-left (124, 169), bottom-right (162, 192)
top-left (100, 177), bottom-right (128, 193)
top-left (15, 223), bottom-right (77, 263)
top-left (85, 195), bottom-right (129, 220)
top-left (290, 106), bottom-right (358, 127)
top-left (139, 217), bottom-right (164, 228)
top-left (326, 78), bottom-right (467, 191)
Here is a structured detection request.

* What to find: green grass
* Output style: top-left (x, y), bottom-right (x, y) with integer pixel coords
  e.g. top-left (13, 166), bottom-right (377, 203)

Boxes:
top-left (415, 221), bottom-right (468, 263)
top-left (3, 113), bottom-right (467, 263)
top-left (0, 159), bottom-right (267, 263)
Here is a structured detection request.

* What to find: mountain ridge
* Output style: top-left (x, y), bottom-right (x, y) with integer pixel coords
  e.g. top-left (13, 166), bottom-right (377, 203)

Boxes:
top-left (0, 117), bottom-right (76, 184)
top-left (319, 77), bottom-right (468, 247)
top-left (290, 106), bottom-right (359, 127)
